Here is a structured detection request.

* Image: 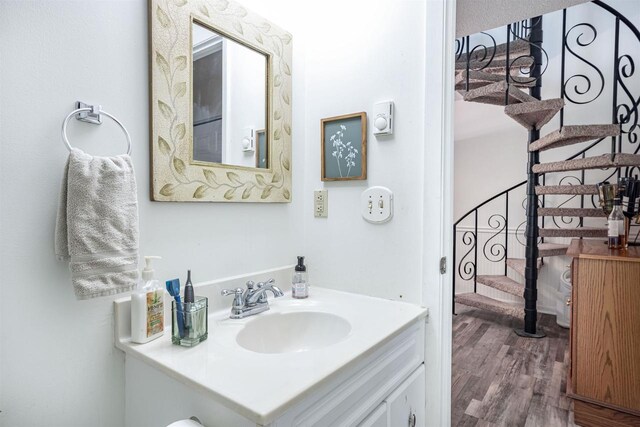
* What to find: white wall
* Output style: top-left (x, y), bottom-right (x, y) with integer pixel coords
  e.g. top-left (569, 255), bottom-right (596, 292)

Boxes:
top-left (225, 40), bottom-right (266, 168)
top-left (301, 0), bottom-right (427, 304)
top-left (0, 1), bottom-right (305, 426)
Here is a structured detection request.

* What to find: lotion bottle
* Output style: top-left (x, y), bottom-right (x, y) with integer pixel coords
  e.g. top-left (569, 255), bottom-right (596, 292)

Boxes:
top-left (131, 256), bottom-right (165, 343)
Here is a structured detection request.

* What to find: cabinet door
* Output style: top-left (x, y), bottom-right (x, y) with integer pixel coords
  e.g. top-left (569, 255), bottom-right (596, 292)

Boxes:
top-left (387, 365), bottom-right (425, 427)
top-left (358, 403), bottom-right (388, 427)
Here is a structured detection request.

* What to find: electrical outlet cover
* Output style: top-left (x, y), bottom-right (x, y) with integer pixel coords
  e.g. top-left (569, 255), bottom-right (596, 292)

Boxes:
top-left (314, 189), bottom-right (328, 218)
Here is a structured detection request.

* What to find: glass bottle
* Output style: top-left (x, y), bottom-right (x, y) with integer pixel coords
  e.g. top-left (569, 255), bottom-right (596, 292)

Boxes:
top-left (608, 198), bottom-right (625, 250)
top-left (292, 256), bottom-right (309, 299)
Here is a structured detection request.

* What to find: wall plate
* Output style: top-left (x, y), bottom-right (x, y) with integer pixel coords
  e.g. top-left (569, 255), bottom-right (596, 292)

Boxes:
top-left (361, 186), bottom-right (393, 223)
top-left (314, 189), bottom-right (328, 218)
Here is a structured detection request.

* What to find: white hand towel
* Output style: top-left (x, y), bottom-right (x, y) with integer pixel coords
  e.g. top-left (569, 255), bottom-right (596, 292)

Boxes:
top-left (55, 148), bottom-right (139, 299)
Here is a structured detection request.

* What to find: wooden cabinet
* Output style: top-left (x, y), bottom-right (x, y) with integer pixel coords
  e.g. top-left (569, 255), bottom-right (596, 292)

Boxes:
top-left (567, 240), bottom-right (640, 427)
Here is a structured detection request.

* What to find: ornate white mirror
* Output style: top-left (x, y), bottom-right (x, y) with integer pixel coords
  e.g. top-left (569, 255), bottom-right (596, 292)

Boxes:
top-left (149, 0), bottom-right (292, 202)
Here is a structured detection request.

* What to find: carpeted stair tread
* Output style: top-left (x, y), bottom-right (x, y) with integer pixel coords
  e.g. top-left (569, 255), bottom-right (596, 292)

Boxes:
top-left (455, 292), bottom-right (523, 318)
top-left (532, 153), bottom-right (640, 174)
top-left (535, 185), bottom-right (598, 195)
top-left (477, 275), bottom-right (523, 297)
top-left (529, 124), bottom-right (620, 152)
top-left (538, 207), bottom-right (606, 217)
top-left (455, 70), bottom-right (535, 91)
top-left (463, 81), bottom-right (537, 106)
top-left (455, 55), bottom-right (534, 71)
top-left (539, 227), bottom-right (607, 238)
top-left (538, 243), bottom-right (569, 256)
top-left (456, 39), bottom-right (530, 67)
top-left (504, 98), bottom-right (565, 130)
top-left (455, 70), bottom-right (500, 91)
top-left (506, 258), bottom-right (542, 277)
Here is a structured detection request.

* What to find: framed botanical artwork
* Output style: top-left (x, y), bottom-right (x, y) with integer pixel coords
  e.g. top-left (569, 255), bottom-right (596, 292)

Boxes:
top-left (255, 129), bottom-right (268, 169)
top-left (321, 112), bottom-right (367, 181)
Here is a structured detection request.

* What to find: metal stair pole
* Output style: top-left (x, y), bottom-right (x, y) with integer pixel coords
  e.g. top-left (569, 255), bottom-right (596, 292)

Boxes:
top-left (516, 16), bottom-right (546, 338)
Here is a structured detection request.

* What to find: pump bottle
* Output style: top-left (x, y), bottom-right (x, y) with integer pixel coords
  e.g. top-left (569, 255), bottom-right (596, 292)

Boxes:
top-left (292, 256), bottom-right (309, 299)
top-left (131, 256), bottom-right (165, 343)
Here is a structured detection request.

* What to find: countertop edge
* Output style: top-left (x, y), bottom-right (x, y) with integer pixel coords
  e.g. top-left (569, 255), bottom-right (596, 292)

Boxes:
top-left (567, 238), bottom-right (640, 262)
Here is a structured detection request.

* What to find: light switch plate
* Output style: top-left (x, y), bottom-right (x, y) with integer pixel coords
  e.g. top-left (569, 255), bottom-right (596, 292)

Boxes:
top-left (314, 189), bottom-right (328, 218)
top-left (361, 186), bottom-right (393, 223)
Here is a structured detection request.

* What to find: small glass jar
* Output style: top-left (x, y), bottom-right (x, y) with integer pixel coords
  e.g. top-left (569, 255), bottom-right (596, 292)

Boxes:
top-left (172, 296), bottom-right (208, 347)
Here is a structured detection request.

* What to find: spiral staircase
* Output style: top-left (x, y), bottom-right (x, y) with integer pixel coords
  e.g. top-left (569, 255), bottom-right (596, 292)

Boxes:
top-left (453, 1), bottom-right (640, 337)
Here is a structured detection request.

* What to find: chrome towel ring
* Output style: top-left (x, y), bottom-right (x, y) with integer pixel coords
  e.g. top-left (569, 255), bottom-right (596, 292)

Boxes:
top-left (61, 102), bottom-right (132, 155)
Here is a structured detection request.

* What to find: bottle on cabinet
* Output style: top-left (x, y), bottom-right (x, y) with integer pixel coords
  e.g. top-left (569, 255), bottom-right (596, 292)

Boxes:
top-left (608, 198), bottom-right (625, 250)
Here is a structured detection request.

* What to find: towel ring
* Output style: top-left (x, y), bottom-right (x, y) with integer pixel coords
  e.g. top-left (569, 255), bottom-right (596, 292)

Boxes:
top-left (61, 106), bottom-right (132, 155)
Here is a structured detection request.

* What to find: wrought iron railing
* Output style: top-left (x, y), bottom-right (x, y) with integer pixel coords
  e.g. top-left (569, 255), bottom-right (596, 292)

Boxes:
top-left (453, 1), bottom-right (640, 331)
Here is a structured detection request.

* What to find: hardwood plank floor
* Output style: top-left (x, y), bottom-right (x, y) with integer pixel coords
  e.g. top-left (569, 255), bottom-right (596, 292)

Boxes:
top-left (452, 303), bottom-right (576, 427)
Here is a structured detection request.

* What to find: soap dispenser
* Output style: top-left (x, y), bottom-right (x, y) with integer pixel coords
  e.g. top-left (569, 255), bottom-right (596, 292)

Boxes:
top-left (131, 256), bottom-right (165, 344)
top-left (292, 256), bottom-right (309, 299)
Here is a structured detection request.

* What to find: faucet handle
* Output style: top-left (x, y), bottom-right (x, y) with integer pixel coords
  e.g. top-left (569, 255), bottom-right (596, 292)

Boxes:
top-left (221, 287), bottom-right (243, 297)
top-left (221, 287), bottom-right (244, 310)
top-left (256, 278), bottom-right (275, 288)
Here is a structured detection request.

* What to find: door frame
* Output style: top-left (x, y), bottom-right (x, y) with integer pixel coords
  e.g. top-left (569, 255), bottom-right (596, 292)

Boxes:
top-left (422, 0), bottom-right (456, 425)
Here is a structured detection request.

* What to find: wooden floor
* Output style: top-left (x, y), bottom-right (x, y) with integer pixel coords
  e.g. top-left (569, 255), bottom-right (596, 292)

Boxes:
top-left (452, 304), bottom-right (577, 427)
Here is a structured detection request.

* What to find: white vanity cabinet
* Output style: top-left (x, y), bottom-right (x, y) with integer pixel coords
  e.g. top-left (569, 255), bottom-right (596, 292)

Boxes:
top-left (358, 404), bottom-right (388, 427)
top-left (116, 282), bottom-right (429, 427)
top-left (386, 365), bottom-right (425, 427)
top-left (357, 365), bottom-right (425, 427)
top-left (124, 320), bottom-right (426, 427)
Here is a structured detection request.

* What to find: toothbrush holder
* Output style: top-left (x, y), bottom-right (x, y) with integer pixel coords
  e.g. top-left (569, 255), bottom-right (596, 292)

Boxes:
top-left (171, 296), bottom-right (208, 347)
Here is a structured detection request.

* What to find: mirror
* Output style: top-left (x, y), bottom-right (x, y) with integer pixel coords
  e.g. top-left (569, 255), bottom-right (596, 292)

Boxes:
top-left (191, 22), bottom-right (268, 169)
top-left (149, 0), bottom-right (292, 203)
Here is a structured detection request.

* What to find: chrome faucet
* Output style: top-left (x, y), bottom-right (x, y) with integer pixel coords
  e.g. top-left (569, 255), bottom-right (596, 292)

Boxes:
top-left (221, 278), bottom-right (284, 319)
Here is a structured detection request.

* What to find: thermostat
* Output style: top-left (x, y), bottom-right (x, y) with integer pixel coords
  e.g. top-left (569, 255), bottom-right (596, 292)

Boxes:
top-left (242, 127), bottom-right (255, 152)
top-left (373, 101), bottom-right (393, 136)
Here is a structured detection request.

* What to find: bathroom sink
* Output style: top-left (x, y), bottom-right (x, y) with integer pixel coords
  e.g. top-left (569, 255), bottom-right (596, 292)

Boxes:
top-left (236, 311), bottom-right (351, 354)
top-left (115, 284), bottom-right (429, 425)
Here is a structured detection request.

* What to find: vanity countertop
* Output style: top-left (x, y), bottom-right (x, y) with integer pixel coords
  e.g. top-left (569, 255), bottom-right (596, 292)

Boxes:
top-left (114, 286), bottom-right (427, 425)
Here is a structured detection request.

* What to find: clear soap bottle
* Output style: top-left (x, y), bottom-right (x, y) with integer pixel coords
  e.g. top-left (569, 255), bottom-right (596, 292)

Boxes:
top-left (131, 256), bottom-right (165, 343)
top-left (292, 256), bottom-right (309, 299)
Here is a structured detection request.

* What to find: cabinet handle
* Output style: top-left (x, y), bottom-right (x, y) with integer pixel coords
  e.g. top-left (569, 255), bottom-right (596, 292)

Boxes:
top-left (566, 297), bottom-right (571, 306)
top-left (408, 411), bottom-right (416, 427)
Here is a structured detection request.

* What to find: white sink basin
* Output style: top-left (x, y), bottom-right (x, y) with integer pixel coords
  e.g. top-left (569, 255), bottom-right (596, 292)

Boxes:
top-left (236, 311), bottom-right (352, 354)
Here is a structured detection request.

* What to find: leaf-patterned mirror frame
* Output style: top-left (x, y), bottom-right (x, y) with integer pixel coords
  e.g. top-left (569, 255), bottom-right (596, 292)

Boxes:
top-left (149, 0), bottom-right (292, 202)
